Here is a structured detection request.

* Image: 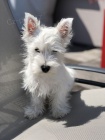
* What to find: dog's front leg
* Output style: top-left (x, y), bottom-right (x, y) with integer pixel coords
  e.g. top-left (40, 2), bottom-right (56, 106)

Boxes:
top-left (24, 94), bottom-right (44, 119)
top-left (51, 88), bottom-right (71, 118)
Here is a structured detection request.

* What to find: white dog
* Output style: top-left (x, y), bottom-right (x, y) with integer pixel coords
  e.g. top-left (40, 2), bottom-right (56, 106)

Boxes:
top-left (21, 13), bottom-right (75, 119)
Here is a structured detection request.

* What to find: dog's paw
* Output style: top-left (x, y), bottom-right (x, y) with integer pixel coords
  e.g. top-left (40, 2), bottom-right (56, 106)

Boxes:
top-left (24, 106), bottom-right (44, 120)
top-left (52, 106), bottom-right (71, 119)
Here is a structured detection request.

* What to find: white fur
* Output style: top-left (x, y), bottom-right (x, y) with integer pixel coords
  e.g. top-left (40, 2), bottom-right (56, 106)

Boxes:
top-left (21, 13), bottom-right (75, 119)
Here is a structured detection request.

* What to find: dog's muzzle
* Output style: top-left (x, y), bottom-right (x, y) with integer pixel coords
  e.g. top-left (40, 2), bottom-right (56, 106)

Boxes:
top-left (41, 65), bottom-right (50, 73)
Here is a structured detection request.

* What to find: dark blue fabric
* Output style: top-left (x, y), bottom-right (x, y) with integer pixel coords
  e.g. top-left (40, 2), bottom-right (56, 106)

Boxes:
top-left (8, 0), bottom-right (56, 31)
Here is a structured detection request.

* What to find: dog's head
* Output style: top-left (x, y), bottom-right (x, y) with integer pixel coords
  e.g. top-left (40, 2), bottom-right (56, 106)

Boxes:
top-left (22, 13), bottom-right (73, 75)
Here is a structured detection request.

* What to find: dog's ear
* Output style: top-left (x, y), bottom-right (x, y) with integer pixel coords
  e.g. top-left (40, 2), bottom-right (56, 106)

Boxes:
top-left (57, 18), bottom-right (73, 45)
top-left (22, 13), bottom-right (40, 42)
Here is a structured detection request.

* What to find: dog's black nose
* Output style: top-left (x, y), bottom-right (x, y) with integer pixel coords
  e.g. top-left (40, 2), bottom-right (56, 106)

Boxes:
top-left (41, 65), bottom-right (50, 73)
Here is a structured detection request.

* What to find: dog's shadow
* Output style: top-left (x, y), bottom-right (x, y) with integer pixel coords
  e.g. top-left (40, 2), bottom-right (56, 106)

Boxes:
top-left (46, 90), bottom-right (105, 127)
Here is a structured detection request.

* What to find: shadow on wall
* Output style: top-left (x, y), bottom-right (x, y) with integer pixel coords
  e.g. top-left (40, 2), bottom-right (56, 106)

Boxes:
top-left (53, 0), bottom-right (100, 46)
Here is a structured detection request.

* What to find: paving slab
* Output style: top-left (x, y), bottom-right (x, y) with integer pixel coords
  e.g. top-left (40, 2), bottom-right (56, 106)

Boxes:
top-left (64, 49), bottom-right (101, 67)
top-left (13, 88), bottom-right (105, 140)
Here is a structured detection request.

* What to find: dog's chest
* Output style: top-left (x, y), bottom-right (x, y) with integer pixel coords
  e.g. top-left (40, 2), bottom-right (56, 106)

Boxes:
top-left (39, 75), bottom-right (56, 88)
top-left (37, 75), bottom-right (58, 96)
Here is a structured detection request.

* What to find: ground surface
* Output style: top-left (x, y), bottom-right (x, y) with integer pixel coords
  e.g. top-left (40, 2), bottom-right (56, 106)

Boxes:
top-left (64, 48), bottom-right (105, 90)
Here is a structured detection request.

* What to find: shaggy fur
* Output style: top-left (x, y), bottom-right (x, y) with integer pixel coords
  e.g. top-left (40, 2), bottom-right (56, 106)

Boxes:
top-left (21, 13), bottom-right (75, 119)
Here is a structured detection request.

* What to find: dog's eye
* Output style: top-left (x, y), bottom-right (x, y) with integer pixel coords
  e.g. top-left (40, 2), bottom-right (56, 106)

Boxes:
top-left (35, 48), bottom-right (40, 53)
top-left (52, 50), bottom-right (57, 53)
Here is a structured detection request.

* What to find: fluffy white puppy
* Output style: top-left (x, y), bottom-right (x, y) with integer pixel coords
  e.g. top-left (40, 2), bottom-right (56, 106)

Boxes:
top-left (21, 13), bottom-right (75, 119)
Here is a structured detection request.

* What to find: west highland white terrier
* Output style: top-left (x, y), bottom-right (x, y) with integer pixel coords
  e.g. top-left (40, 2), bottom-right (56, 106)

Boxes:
top-left (21, 13), bottom-right (75, 119)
